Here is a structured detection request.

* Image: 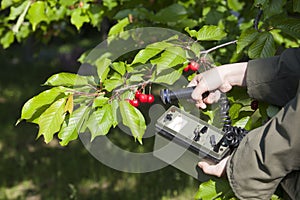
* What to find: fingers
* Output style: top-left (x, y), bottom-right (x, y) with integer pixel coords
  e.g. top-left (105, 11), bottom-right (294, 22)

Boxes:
top-left (189, 74), bottom-right (209, 98)
top-left (187, 74), bottom-right (203, 88)
top-left (194, 90), bottom-right (221, 109)
top-left (204, 90), bottom-right (221, 104)
top-left (195, 101), bottom-right (207, 109)
top-left (189, 68), bottom-right (224, 109)
top-left (198, 156), bottom-right (230, 178)
top-left (188, 74), bottom-right (208, 109)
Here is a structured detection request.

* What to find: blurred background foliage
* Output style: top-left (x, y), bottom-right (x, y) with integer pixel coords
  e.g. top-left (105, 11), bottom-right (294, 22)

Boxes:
top-left (0, 0), bottom-right (299, 199)
top-left (0, 29), bottom-right (199, 200)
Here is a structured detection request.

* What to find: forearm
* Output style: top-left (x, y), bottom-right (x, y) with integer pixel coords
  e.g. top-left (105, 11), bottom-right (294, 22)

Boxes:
top-left (227, 83), bottom-right (300, 199)
top-left (246, 48), bottom-right (300, 106)
top-left (219, 62), bottom-right (248, 87)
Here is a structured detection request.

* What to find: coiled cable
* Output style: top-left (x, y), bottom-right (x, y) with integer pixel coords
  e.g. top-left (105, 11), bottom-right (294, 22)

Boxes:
top-left (215, 93), bottom-right (249, 152)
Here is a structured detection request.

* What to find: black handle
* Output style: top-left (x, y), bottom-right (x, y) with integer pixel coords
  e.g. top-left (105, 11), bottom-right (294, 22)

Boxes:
top-left (160, 86), bottom-right (209, 104)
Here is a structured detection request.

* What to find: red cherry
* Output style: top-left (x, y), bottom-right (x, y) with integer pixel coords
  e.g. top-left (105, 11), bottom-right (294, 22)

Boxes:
top-left (147, 94), bottom-right (155, 103)
top-left (79, 1), bottom-right (84, 8)
top-left (129, 99), bottom-right (139, 107)
top-left (135, 90), bottom-right (142, 99)
top-left (138, 94), bottom-right (148, 103)
top-left (183, 65), bottom-right (190, 72)
top-left (189, 61), bottom-right (200, 71)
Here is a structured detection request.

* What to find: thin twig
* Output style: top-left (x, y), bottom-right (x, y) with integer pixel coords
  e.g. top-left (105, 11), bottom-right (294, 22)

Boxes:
top-left (113, 80), bottom-right (151, 94)
top-left (12, 0), bottom-right (33, 33)
top-left (200, 40), bottom-right (237, 56)
top-left (87, 84), bottom-right (98, 91)
top-left (73, 91), bottom-right (100, 97)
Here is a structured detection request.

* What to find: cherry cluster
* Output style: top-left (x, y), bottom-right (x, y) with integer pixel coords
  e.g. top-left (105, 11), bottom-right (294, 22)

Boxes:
top-left (128, 90), bottom-right (155, 107)
top-left (183, 60), bottom-right (200, 72)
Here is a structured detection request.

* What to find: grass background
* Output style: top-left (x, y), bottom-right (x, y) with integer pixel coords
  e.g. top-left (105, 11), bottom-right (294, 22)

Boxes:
top-left (0, 35), bottom-right (200, 199)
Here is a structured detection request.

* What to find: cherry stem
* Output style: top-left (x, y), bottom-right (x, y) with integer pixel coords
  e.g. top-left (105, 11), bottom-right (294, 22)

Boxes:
top-left (149, 83), bottom-right (152, 94)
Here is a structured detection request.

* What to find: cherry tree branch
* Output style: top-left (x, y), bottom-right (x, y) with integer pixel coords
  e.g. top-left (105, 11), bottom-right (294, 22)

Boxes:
top-left (113, 80), bottom-right (151, 94)
top-left (200, 40), bottom-right (237, 56)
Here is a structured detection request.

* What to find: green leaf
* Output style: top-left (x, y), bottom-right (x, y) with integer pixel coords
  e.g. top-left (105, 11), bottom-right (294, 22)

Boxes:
top-left (44, 72), bottom-right (90, 87)
top-left (272, 18), bottom-right (300, 39)
top-left (103, 0), bottom-right (118, 10)
top-left (27, 1), bottom-right (48, 31)
top-left (190, 42), bottom-right (203, 57)
top-left (152, 3), bottom-right (187, 23)
top-left (10, 1), bottom-right (33, 34)
top-left (64, 94), bottom-right (74, 114)
top-left (103, 73), bottom-right (123, 92)
top-left (59, 0), bottom-right (77, 6)
top-left (132, 41), bottom-right (174, 65)
top-left (111, 99), bottom-right (119, 127)
top-left (1, 0), bottom-right (13, 9)
top-left (87, 104), bottom-right (113, 140)
top-left (8, 0), bottom-right (28, 21)
top-left (271, 194), bottom-right (282, 200)
top-left (201, 109), bottom-right (214, 124)
top-left (111, 62), bottom-right (126, 76)
top-left (0, 30), bottom-right (14, 49)
top-left (15, 20), bottom-right (30, 40)
top-left (194, 180), bottom-right (221, 200)
top-left (132, 47), bottom-right (163, 65)
top-left (245, 109), bottom-right (262, 130)
top-left (185, 25), bottom-right (227, 41)
top-left (37, 98), bottom-right (67, 143)
top-left (195, 179), bottom-right (236, 200)
top-left (229, 103), bottom-right (243, 120)
top-left (264, 0), bottom-right (285, 19)
top-left (87, 5), bottom-right (104, 27)
top-left (151, 47), bottom-right (186, 74)
top-left (177, 18), bottom-right (198, 28)
top-left (153, 68), bottom-right (182, 85)
top-left (254, 0), bottom-right (268, 7)
top-left (228, 0), bottom-right (245, 11)
top-left (45, 6), bottom-right (66, 22)
top-left (233, 116), bottom-right (251, 128)
top-left (95, 57), bottom-right (111, 81)
top-left (21, 87), bottom-right (68, 120)
top-left (108, 17), bottom-right (129, 36)
top-left (70, 8), bottom-right (90, 30)
top-left (293, 0), bottom-right (300, 12)
top-left (47, 0), bottom-right (57, 7)
top-left (93, 95), bottom-right (109, 108)
top-left (119, 101), bottom-right (146, 144)
top-left (128, 73), bottom-right (144, 82)
top-left (248, 32), bottom-right (276, 58)
top-left (237, 28), bottom-right (259, 53)
top-left (58, 105), bottom-right (90, 146)
top-left (258, 101), bottom-right (269, 122)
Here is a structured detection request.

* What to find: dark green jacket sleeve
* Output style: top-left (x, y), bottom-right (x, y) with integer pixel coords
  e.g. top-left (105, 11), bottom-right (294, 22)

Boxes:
top-left (246, 48), bottom-right (300, 106)
top-left (226, 48), bottom-right (300, 200)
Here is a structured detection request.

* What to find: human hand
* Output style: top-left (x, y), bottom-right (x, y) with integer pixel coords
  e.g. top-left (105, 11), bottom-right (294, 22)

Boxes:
top-left (187, 68), bottom-right (230, 109)
top-left (198, 156), bottom-right (230, 178)
top-left (188, 62), bottom-right (248, 109)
